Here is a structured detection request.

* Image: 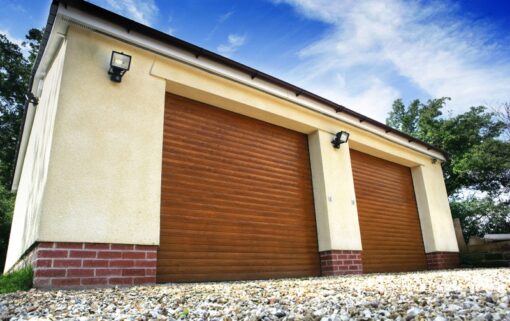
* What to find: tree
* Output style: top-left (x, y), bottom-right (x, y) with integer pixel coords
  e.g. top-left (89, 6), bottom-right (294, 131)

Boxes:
top-left (24, 29), bottom-right (43, 66)
top-left (0, 34), bottom-right (29, 187)
top-left (0, 184), bottom-right (14, 270)
top-left (386, 98), bottom-right (510, 237)
top-left (0, 29), bottom-right (42, 187)
top-left (387, 98), bottom-right (509, 197)
top-left (0, 28), bottom-right (42, 272)
top-left (492, 102), bottom-right (510, 140)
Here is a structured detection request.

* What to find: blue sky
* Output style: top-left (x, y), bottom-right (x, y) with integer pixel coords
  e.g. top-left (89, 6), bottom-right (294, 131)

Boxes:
top-left (1, 0), bottom-right (510, 122)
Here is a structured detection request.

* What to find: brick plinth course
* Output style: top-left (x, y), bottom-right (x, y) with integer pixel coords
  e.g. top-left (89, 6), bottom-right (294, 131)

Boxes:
top-left (30, 242), bottom-right (157, 288)
top-left (426, 251), bottom-right (460, 270)
top-left (319, 250), bottom-right (363, 276)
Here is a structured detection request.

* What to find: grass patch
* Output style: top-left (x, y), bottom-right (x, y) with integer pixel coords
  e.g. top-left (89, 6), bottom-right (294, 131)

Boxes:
top-left (0, 266), bottom-right (33, 294)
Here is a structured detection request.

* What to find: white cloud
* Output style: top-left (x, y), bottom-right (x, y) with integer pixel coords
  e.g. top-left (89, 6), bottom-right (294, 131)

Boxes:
top-left (207, 11), bottom-right (235, 40)
top-left (301, 73), bottom-right (400, 122)
top-left (166, 16), bottom-right (176, 35)
top-left (218, 11), bottom-right (234, 23)
top-left (167, 27), bottom-right (176, 35)
top-left (217, 34), bottom-right (246, 56)
top-left (7, 3), bottom-right (26, 14)
top-left (273, 0), bottom-right (510, 121)
top-left (96, 0), bottom-right (158, 26)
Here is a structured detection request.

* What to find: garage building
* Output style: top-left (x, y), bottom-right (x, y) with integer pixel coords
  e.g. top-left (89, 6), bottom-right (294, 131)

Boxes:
top-left (5, 0), bottom-right (459, 288)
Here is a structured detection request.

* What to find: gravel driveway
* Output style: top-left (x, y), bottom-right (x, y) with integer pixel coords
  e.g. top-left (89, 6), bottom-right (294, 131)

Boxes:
top-left (1, 268), bottom-right (509, 321)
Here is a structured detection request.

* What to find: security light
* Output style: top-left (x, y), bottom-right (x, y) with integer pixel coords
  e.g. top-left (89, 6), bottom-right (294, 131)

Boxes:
top-left (331, 131), bottom-right (350, 149)
top-left (108, 51), bottom-right (131, 82)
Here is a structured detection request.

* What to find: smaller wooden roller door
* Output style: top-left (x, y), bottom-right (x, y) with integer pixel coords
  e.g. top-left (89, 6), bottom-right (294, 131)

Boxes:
top-left (351, 150), bottom-right (427, 273)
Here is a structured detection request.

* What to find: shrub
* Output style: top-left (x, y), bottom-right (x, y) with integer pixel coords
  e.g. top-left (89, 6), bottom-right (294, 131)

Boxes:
top-left (450, 197), bottom-right (510, 240)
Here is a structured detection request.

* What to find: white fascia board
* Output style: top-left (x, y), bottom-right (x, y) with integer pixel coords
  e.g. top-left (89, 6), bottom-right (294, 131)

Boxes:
top-left (11, 15), bottom-right (67, 191)
top-left (56, 4), bottom-right (445, 162)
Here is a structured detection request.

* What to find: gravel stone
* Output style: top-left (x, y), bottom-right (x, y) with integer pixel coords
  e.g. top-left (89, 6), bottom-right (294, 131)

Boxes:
top-left (1, 268), bottom-right (509, 320)
top-left (405, 307), bottom-right (421, 320)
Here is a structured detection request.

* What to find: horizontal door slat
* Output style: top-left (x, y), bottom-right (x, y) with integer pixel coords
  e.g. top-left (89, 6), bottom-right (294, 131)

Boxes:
top-left (161, 210), bottom-right (317, 226)
top-left (161, 235), bottom-right (319, 250)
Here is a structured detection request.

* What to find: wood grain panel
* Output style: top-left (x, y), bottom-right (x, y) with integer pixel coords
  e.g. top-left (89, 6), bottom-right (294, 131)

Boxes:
top-left (158, 93), bottom-right (320, 282)
top-left (351, 150), bottom-right (427, 273)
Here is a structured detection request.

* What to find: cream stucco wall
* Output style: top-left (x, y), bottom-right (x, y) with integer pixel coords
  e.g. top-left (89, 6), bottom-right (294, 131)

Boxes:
top-left (5, 41), bottom-right (67, 272)
top-left (412, 164), bottom-right (459, 252)
top-left (37, 25), bottom-right (165, 245)
top-left (308, 131), bottom-right (362, 251)
top-left (151, 58), bottom-right (428, 167)
top-left (7, 22), bottom-right (459, 269)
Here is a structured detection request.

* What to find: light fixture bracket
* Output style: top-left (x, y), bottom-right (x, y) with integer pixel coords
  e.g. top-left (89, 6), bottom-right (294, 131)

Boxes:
top-left (25, 92), bottom-right (39, 106)
top-left (108, 66), bottom-right (126, 82)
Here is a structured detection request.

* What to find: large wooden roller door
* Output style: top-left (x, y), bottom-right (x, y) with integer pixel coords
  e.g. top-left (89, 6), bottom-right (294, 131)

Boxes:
top-left (351, 150), bottom-right (427, 273)
top-left (158, 93), bottom-right (320, 282)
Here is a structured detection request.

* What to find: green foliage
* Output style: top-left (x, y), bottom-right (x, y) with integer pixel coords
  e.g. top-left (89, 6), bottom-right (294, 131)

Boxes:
top-left (0, 266), bottom-right (32, 293)
top-left (0, 34), bottom-right (29, 187)
top-left (493, 102), bottom-right (510, 140)
top-left (0, 181), bottom-right (15, 272)
top-left (24, 28), bottom-right (43, 66)
top-left (386, 98), bottom-right (509, 197)
top-left (0, 29), bottom-right (41, 187)
top-left (0, 29), bottom-right (42, 272)
top-left (451, 197), bottom-right (510, 240)
top-left (387, 98), bottom-right (510, 237)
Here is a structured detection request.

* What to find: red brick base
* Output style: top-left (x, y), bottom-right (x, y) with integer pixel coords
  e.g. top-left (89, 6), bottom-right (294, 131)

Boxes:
top-left (319, 250), bottom-right (363, 276)
top-left (29, 242), bottom-right (157, 288)
top-left (426, 251), bottom-right (460, 270)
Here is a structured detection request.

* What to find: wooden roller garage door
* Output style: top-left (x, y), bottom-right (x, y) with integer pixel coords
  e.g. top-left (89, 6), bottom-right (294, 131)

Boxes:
top-left (158, 93), bottom-right (321, 282)
top-left (351, 150), bottom-right (427, 273)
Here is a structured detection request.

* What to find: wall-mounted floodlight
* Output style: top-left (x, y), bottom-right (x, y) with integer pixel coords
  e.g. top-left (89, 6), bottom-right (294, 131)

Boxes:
top-left (108, 51), bottom-right (131, 83)
top-left (331, 131), bottom-right (350, 149)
